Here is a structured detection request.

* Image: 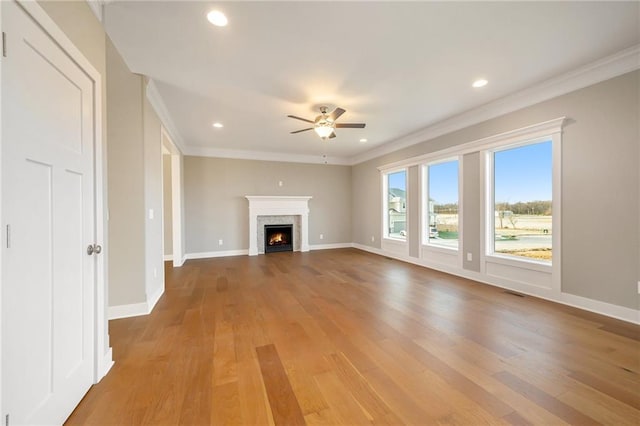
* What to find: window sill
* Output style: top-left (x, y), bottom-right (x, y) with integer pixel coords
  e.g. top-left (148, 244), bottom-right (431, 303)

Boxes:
top-left (485, 254), bottom-right (551, 273)
top-left (422, 243), bottom-right (459, 254)
top-left (383, 237), bottom-right (407, 244)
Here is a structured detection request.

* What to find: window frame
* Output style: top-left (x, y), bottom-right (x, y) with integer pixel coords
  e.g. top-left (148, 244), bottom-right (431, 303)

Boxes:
top-left (421, 156), bottom-right (462, 251)
top-left (483, 134), bottom-right (560, 274)
top-left (382, 167), bottom-right (408, 243)
top-left (377, 117), bottom-right (563, 294)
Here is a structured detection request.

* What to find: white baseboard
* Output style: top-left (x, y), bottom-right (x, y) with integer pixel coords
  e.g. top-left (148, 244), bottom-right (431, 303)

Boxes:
top-left (108, 301), bottom-right (148, 320)
top-left (97, 348), bottom-right (114, 382)
top-left (163, 254), bottom-right (173, 261)
top-left (108, 285), bottom-right (165, 320)
top-left (173, 255), bottom-right (186, 267)
top-left (309, 242), bottom-right (354, 250)
top-left (145, 243), bottom-right (640, 324)
top-left (352, 243), bottom-right (640, 325)
top-left (147, 285), bottom-right (164, 314)
top-left (185, 249), bottom-right (249, 260)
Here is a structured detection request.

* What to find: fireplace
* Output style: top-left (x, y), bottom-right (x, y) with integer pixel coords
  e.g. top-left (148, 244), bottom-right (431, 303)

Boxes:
top-left (264, 224), bottom-right (293, 253)
top-left (245, 196), bottom-right (311, 256)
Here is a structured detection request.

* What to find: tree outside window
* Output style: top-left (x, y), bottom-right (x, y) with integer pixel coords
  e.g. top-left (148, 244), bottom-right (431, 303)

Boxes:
top-left (493, 140), bottom-right (552, 262)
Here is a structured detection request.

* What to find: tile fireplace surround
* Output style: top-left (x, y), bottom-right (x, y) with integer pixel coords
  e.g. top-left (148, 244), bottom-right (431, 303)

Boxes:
top-left (245, 196), bottom-right (312, 256)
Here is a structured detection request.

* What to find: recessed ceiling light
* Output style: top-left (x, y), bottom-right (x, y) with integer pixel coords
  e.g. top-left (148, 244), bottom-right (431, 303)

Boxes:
top-left (359, 138), bottom-right (368, 143)
top-left (212, 122), bottom-right (224, 128)
top-left (207, 10), bottom-right (228, 27)
top-left (472, 79), bottom-right (488, 88)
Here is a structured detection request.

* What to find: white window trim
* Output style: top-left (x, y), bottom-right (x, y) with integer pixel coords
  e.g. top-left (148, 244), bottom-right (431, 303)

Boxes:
top-left (378, 117), bottom-right (564, 294)
top-left (377, 117), bottom-right (566, 171)
top-left (481, 130), bottom-right (562, 293)
top-left (381, 168), bottom-right (409, 254)
top-left (421, 156), bottom-right (462, 254)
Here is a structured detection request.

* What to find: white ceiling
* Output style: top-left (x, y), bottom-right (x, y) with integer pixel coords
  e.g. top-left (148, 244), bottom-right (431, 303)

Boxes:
top-left (103, 1), bottom-right (639, 164)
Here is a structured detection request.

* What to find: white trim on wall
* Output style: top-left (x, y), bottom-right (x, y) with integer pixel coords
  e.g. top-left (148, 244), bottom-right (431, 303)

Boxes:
top-left (159, 127), bottom-right (185, 269)
top-left (108, 285), bottom-right (164, 320)
top-left (111, 242), bottom-right (639, 324)
top-left (352, 45), bottom-right (640, 165)
top-left (188, 146), bottom-right (351, 166)
top-left (86, 1), bottom-right (104, 22)
top-left (352, 243), bottom-right (639, 325)
top-left (309, 243), bottom-right (353, 250)
top-left (377, 117), bottom-right (566, 172)
top-left (146, 80), bottom-right (187, 154)
top-left (108, 302), bottom-right (148, 320)
top-left (142, 46), bottom-right (639, 167)
top-left (0, 1), bottom-right (4, 416)
top-left (186, 249), bottom-right (249, 260)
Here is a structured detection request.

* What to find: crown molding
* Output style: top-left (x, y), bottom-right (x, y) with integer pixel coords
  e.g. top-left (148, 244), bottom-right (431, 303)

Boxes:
top-left (86, 0), bottom-right (104, 23)
top-left (377, 117), bottom-right (566, 172)
top-left (146, 80), bottom-right (187, 154)
top-left (186, 146), bottom-right (351, 166)
top-left (350, 44), bottom-right (640, 165)
top-left (147, 45), bottom-right (638, 167)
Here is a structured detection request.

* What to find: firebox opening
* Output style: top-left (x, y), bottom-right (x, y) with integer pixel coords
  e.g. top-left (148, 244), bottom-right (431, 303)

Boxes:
top-left (264, 224), bottom-right (293, 253)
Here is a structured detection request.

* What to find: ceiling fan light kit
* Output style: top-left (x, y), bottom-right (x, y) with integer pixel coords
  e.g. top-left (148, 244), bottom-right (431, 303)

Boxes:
top-left (314, 123), bottom-right (334, 139)
top-left (288, 106), bottom-right (365, 140)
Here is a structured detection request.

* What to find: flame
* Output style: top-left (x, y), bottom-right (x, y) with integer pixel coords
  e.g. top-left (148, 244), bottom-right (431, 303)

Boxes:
top-left (269, 232), bottom-right (288, 245)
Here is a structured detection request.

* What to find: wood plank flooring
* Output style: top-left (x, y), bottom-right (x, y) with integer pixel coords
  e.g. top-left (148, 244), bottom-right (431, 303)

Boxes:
top-left (66, 249), bottom-right (640, 425)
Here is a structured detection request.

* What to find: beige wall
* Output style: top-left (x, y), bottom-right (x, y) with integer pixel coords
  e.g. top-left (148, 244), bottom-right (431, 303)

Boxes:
top-left (106, 38), bottom-right (146, 306)
top-left (35, 0), bottom-right (640, 315)
top-left (352, 71), bottom-right (640, 310)
top-left (42, 1), bottom-right (167, 310)
top-left (461, 152), bottom-right (481, 272)
top-left (184, 157), bottom-right (352, 253)
top-left (143, 85), bottom-right (165, 301)
top-left (163, 155), bottom-right (173, 256)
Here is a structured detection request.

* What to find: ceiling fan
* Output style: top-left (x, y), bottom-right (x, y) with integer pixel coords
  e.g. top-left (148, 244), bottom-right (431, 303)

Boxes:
top-left (288, 106), bottom-right (366, 139)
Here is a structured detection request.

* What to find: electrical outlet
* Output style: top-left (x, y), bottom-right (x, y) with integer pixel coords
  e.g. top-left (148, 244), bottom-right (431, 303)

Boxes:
top-left (218, 239), bottom-right (223, 246)
top-left (153, 268), bottom-right (157, 278)
top-left (319, 234), bottom-right (324, 240)
top-left (467, 252), bottom-right (473, 261)
top-left (148, 209), bottom-right (154, 219)
top-left (637, 281), bottom-right (640, 294)
top-left (371, 235), bottom-right (375, 242)
top-left (278, 180), bottom-right (283, 187)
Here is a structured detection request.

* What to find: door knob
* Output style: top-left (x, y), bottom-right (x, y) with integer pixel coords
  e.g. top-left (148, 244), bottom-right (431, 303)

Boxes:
top-left (87, 244), bottom-right (102, 255)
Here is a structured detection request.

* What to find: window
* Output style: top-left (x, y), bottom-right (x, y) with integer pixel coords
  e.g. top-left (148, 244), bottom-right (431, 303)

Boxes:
top-left (424, 159), bottom-right (459, 249)
top-left (490, 140), bottom-right (552, 263)
top-left (385, 170), bottom-right (407, 240)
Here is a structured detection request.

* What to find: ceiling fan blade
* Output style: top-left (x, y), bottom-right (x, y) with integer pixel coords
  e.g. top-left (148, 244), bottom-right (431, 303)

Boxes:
top-left (335, 123), bottom-right (366, 128)
top-left (328, 107), bottom-right (346, 121)
top-left (287, 115), bottom-right (314, 124)
top-left (290, 128), bottom-right (313, 134)
top-left (328, 131), bottom-right (336, 139)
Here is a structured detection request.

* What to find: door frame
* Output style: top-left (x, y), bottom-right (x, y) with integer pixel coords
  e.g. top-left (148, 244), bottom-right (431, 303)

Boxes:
top-left (160, 126), bottom-right (184, 267)
top-left (0, 0), bottom-right (112, 417)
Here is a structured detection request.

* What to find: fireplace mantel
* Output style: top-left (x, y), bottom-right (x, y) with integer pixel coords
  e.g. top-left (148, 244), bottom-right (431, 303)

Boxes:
top-left (245, 196), bottom-right (312, 256)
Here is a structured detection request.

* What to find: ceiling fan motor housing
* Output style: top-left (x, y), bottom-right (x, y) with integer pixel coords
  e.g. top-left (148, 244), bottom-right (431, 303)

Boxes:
top-left (288, 106), bottom-right (365, 139)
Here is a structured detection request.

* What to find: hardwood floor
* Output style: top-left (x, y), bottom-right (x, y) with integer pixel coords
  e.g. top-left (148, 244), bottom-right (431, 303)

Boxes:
top-left (66, 249), bottom-right (640, 425)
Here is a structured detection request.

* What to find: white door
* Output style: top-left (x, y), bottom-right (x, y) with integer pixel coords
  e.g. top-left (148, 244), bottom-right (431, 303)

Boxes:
top-left (1, 1), bottom-right (96, 424)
